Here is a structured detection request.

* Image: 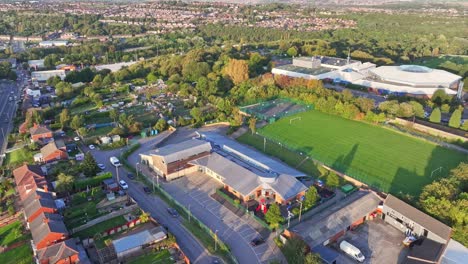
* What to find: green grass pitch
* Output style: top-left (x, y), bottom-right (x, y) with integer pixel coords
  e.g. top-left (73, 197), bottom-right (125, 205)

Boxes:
top-left (258, 110), bottom-right (467, 195)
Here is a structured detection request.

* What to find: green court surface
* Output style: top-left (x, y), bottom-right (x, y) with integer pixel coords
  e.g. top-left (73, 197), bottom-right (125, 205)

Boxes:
top-left (258, 110), bottom-right (467, 195)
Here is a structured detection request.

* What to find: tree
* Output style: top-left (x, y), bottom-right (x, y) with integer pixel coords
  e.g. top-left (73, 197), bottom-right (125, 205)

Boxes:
top-left (146, 72), bottom-right (158, 83)
top-left (429, 108), bottom-right (441, 123)
top-left (448, 109), bottom-right (462, 128)
top-left (223, 59), bottom-right (249, 85)
top-left (81, 152), bottom-right (99, 177)
top-left (109, 108), bottom-right (118, 123)
top-left (326, 172), bottom-right (340, 189)
top-left (77, 127), bottom-right (88, 137)
top-left (139, 212), bottom-right (150, 223)
top-left (304, 187), bottom-right (319, 209)
top-left (304, 253), bottom-right (322, 264)
top-left (70, 115), bottom-right (84, 130)
top-left (397, 102), bottom-right (414, 118)
top-left (409, 101), bottom-right (425, 118)
top-left (190, 107), bottom-right (203, 123)
top-left (55, 173), bottom-right (75, 193)
top-left (249, 117), bottom-right (257, 135)
top-left (282, 237), bottom-right (320, 264)
top-left (286, 46), bottom-right (298, 57)
top-left (461, 121), bottom-right (468, 131)
top-left (354, 97), bottom-right (375, 113)
top-left (110, 127), bottom-right (125, 136)
top-left (102, 74), bottom-right (114, 86)
top-left (154, 119), bottom-right (168, 132)
top-left (59, 109), bottom-right (70, 129)
top-left (264, 203), bottom-right (284, 228)
top-left (441, 104), bottom-right (450, 113)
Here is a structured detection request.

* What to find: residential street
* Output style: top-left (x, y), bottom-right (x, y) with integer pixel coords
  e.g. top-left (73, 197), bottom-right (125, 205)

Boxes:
top-left (85, 135), bottom-right (222, 264)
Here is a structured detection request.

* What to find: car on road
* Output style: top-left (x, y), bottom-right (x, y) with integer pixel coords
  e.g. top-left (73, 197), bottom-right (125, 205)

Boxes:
top-left (110, 156), bottom-right (121, 167)
top-left (167, 208), bottom-right (179, 217)
top-left (97, 164), bottom-right (106, 170)
top-left (143, 186), bottom-right (151, 194)
top-left (127, 173), bottom-right (135, 179)
top-left (74, 137), bottom-right (80, 141)
top-left (88, 144), bottom-right (95, 150)
top-left (119, 180), bottom-right (129, 190)
top-left (250, 237), bottom-right (265, 247)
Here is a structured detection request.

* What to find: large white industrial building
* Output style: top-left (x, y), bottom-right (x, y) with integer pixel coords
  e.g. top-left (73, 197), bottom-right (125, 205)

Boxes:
top-left (31, 70), bottom-right (66, 82)
top-left (272, 56), bottom-right (463, 98)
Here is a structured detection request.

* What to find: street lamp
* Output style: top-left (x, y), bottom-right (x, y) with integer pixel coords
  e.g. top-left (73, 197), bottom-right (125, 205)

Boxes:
top-left (214, 230), bottom-right (219, 251)
top-left (136, 162), bottom-right (140, 178)
top-left (297, 200), bottom-right (303, 223)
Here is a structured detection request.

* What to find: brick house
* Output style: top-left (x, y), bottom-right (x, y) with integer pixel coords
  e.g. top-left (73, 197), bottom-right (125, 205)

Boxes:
top-left (36, 239), bottom-right (79, 264)
top-left (24, 194), bottom-right (57, 222)
top-left (139, 139), bottom-right (211, 180)
top-left (13, 164), bottom-right (48, 201)
top-left (30, 212), bottom-right (68, 250)
top-left (30, 124), bottom-right (53, 143)
top-left (38, 140), bottom-right (68, 163)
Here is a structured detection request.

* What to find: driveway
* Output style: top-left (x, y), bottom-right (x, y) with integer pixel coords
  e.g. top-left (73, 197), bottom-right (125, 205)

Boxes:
top-left (85, 135), bottom-right (221, 264)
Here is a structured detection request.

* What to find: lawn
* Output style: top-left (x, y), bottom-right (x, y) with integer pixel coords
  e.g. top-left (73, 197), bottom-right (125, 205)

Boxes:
top-left (254, 110), bottom-right (467, 195)
top-left (4, 148), bottom-right (35, 167)
top-left (72, 215), bottom-right (127, 239)
top-left (85, 126), bottom-right (114, 137)
top-left (0, 220), bottom-right (30, 247)
top-left (0, 243), bottom-right (34, 264)
top-left (127, 249), bottom-right (173, 264)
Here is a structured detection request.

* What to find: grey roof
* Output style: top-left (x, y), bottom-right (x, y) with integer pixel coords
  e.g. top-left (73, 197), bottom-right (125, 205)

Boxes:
top-left (141, 139), bottom-right (211, 164)
top-left (30, 212), bottom-right (68, 246)
top-left (269, 174), bottom-right (308, 200)
top-left (24, 196), bottom-right (57, 220)
top-left (384, 195), bottom-right (451, 242)
top-left (190, 152), bottom-right (261, 197)
top-left (190, 152), bottom-right (307, 199)
top-left (442, 239), bottom-right (468, 264)
top-left (113, 227), bottom-right (167, 254)
top-left (23, 190), bottom-right (54, 207)
top-left (293, 191), bottom-right (381, 248)
top-left (30, 125), bottom-right (51, 136)
top-left (36, 239), bottom-right (79, 264)
top-left (199, 132), bottom-right (305, 177)
top-left (41, 140), bottom-right (66, 159)
top-left (407, 238), bottom-right (445, 263)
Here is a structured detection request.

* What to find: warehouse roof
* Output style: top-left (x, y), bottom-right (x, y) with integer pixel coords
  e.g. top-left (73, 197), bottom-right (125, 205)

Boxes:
top-left (384, 195), bottom-right (451, 242)
top-left (370, 66), bottom-right (461, 87)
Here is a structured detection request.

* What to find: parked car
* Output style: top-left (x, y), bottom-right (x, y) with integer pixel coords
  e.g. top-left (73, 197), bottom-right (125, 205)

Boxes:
top-left (110, 156), bottom-right (121, 167)
top-left (167, 208), bottom-right (178, 217)
top-left (88, 144), bottom-right (95, 150)
top-left (119, 180), bottom-right (128, 190)
top-left (250, 237), bottom-right (265, 247)
top-left (339, 240), bottom-right (365, 263)
top-left (143, 186), bottom-right (151, 194)
top-left (127, 173), bottom-right (135, 179)
top-left (97, 164), bottom-right (106, 170)
top-left (73, 137), bottom-right (80, 141)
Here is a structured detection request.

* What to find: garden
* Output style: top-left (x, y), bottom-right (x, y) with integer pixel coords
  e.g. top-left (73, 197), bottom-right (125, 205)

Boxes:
top-left (0, 220), bottom-right (33, 264)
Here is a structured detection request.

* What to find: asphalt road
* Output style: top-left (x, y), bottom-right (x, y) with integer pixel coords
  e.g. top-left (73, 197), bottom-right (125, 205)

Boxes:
top-left (84, 136), bottom-right (222, 264)
top-left (0, 78), bottom-right (22, 159)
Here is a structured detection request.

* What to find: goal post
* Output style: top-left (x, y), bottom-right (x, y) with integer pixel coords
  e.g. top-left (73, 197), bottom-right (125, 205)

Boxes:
top-left (290, 117), bottom-right (302, 124)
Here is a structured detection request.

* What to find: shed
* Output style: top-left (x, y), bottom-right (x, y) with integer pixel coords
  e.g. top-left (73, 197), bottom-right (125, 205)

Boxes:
top-left (100, 136), bottom-right (112, 145)
top-left (111, 135), bottom-right (121, 142)
top-left (112, 227), bottom-right (167, 259)
top-left (103, 179), bottom-right (119, 192)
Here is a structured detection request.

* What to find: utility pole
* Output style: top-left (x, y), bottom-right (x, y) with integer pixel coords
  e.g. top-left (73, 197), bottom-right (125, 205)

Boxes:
top-left (136, 162), bottom-right (139, 178)
top-left (298, 200), bottom-right (303, 223)
top-left (263, 137), bottom-right (266, 152)
top-left (188, 204), bottom-right (191, 223)
top-left (214, 230), bottom-right (219, 251)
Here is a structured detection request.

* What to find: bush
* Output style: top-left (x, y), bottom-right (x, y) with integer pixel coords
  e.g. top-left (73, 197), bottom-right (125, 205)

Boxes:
top-left (292, 207), bottom-right (300, 215)
top-left (234, 199), bottom-right (240, 205)
top-left (74, 172), bottom-right (112, 191)
top-left (8, 205), bottom-right (15, 216)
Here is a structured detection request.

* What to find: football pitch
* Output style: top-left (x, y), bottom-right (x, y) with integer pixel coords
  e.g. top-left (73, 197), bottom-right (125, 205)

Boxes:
top-left (258, 110), bottom-right (467, 195)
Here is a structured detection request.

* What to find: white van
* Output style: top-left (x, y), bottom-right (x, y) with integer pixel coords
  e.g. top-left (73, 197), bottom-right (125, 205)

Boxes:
top-left (339, 240), bottom-right (365, 262)
top-left (109, 156), bottom-right (121, 167)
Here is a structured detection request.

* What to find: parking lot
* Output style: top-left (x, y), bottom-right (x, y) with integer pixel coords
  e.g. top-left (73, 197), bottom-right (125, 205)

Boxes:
top-left (163, 172), bottom-right (284, 264)
top-left (334, 218), bottom-right (408, 264)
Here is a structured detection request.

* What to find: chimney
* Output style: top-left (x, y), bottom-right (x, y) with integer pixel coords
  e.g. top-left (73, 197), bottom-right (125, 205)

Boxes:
top-left (43, 185), bottom-right (48, 192)
top-left (43, 217), bottom-right (49, 224)
top-left (33, 123), bottom-right (38, 128)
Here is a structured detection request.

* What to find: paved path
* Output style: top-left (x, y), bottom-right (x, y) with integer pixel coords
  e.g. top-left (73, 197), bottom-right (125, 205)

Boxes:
top-left (88, 135), bottom-right (221, 264)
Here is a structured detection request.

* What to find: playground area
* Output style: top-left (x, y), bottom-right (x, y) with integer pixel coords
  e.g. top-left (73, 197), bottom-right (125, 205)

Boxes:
top-left (240, 98), bottom-right (312, 121)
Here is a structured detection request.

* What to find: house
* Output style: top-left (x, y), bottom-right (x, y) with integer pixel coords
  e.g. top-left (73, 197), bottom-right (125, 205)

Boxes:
top-left (139, 139), bottom-right (212, 180)
top-left (24, 194), bottom-right (57, 222)
top-left (383, 195), bottom-right (452, 245)
top-left (38, 140), bottom-right (68, 163)
top-left (30, 124), bottom-right (53, 143)
top-left (36, 239), bottom-right (80, 264)
top-left (30, 212), bottom-right (68, 250)
top-left (190, 152), bottom-right (308, 205)
top-left (112, 227), bottom-right (167, 259)
top-left (13, 164), bottom-right (48, 201)
top-left (23, 191), bottom-right (55, 216)
top-left (383, 194), bottom-right (452, 264)
top-left (140, 137), bottom-right (308, 204)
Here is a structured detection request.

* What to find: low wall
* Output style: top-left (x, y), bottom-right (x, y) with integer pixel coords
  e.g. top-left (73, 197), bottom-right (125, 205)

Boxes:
top-left (391, 118), bottom-right (467, 142)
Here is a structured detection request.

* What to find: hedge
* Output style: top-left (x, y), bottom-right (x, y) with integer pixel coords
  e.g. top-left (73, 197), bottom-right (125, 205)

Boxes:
top-left (74, 172), bottom-right (112, 190)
